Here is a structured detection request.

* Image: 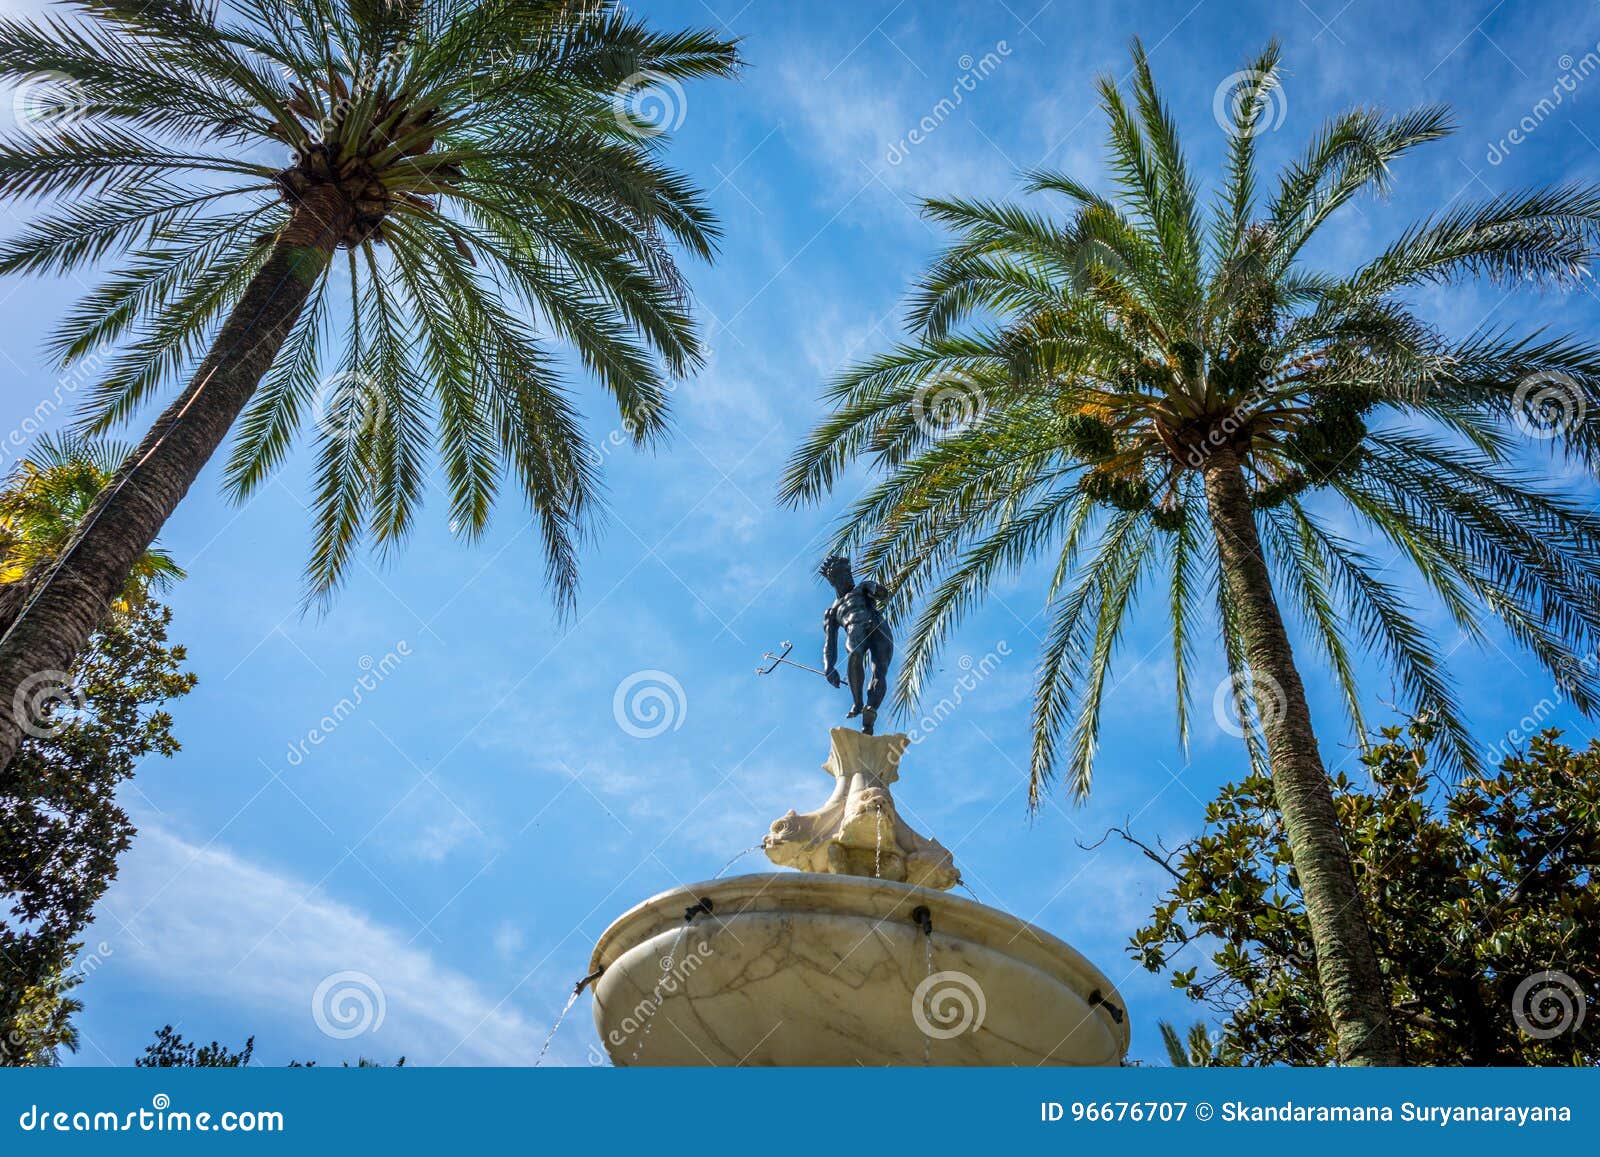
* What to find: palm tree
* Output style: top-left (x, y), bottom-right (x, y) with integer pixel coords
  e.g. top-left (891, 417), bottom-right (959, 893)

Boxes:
top-left (781, 41), bottom-right (1600, 1065)
top-left (1158, 1021), bottom-right (1219, 1067)
top-left (0, 435), bottom-right (183, 608)
top-left (0, 0), bottom-right (739, 772)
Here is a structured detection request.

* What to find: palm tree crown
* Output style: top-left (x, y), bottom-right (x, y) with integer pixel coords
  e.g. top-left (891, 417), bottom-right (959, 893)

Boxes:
top-left (0, 0), bottom-right (739, 608)
top-left (782, 41), bottom-right (1600, 800)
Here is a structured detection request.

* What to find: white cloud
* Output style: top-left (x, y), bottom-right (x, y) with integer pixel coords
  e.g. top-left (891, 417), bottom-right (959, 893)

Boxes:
top-left (772, 54), bottom-right (1012, 225)
top-left (95, 823), bottom-right (543, 1065)
top-left (491, 920), bottom-right (526, 963)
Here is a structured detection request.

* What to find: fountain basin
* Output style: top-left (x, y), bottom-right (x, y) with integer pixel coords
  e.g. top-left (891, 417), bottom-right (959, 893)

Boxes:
top-left (589, 872), bottom-right (1129, 1066)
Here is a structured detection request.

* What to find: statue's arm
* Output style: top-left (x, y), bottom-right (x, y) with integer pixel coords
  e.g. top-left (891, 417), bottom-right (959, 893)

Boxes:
top-left (822, 606), bottom-right (840, 681)
top-left (859, 580), bottom-right (888, 606)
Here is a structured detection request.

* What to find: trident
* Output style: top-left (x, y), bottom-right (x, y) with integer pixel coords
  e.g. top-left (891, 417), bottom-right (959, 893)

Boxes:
top-left (755, 640), bottom-right (834, 682)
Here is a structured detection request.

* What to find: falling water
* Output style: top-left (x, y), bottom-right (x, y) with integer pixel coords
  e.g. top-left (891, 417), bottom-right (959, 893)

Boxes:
top-left (874, 819), bottom-right (884, 879)
top-left (660, 919), bottom-right (692, 974)
top-left (629, 920), bottom-right (694, 1064)
top-left (534, 987), bottom-right (584, 1066)
top-left (922, 931), bottom-right (934, 1066)
top-left (957, 881), bottom-right (982, 903)
top-left (713, 844), bottom-right (763, 879)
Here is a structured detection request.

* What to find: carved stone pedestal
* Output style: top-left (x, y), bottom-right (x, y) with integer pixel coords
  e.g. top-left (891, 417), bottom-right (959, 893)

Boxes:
top-left (762, 728), bottom-right (959, 891)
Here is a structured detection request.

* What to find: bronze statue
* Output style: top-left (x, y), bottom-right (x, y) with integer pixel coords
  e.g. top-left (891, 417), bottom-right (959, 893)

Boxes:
top-left (819, 556), bottom-right (894, 734)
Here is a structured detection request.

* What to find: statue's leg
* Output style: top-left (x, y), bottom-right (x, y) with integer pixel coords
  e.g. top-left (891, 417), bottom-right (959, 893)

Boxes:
top-left (862, 632), bottom-right (893, 734)
top-left (846, 648), bottom-right (866, 717)
top-left (865, 632), bottom-right (893, 710)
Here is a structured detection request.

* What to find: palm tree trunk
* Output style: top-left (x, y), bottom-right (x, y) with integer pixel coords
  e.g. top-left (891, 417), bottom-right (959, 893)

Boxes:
top-left (1202, 448), bottom-right (1401, 1066)
top-left (0, 191), bottom-right (349, 774)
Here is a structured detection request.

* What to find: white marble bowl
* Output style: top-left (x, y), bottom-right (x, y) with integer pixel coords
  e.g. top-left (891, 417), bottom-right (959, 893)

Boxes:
top-left (589, 872), bottom-right (1129, 1066)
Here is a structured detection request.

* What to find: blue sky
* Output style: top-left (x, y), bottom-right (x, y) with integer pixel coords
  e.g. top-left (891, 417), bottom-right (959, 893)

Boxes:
top-left (3, 0), bottom-right (1599, 1067)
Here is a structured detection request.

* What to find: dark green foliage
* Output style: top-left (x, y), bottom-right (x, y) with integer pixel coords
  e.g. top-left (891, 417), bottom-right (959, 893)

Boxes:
top-left (1081, 468), bottom-right (1152, 512)
top-left (289, 1055), bottom-right (406, 1067)
top-left (137, 1026), bottom-right (408, 1066)
top-left (1247, 470), bottom-right (1308, 510)
top-left (1282, 385), bottom-right (1371, 484)
top-left (0, 598), bottom-right (195, 1065)
top-left (137, 1026), bottom-right (255, 1068)
top-left (0, 441), bottom-right (193, 1065)
top-left (1131, 718), bottom-right (1600, 1065)
top-left (1053, 411), bottom-right (1116, 460)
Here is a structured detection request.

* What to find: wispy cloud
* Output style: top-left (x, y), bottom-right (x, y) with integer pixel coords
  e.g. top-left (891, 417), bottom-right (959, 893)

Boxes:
top-left (96, 823), bottom-right (543, 1065)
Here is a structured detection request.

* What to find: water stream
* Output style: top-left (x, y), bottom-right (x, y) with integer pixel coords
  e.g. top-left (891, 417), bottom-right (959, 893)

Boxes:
top-left (921, 931), bottom-right (934, 1066)
top-left (713, 844), bottom-right (764, 879)
top-left (628, 919), bottom-right (696, 1064)
top-left (534, 987), bottom-right (583, 1066)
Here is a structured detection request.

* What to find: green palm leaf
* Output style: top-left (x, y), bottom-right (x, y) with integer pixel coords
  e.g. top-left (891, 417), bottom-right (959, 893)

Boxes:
top-left (0, 0), bottom-right (740, 610)
top-left (781, 38), bottom-right (1600, 797)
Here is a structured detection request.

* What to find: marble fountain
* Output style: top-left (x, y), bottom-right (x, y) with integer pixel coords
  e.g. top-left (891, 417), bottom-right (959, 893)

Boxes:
top-left (587, 727), bottom-right (1130, 1066)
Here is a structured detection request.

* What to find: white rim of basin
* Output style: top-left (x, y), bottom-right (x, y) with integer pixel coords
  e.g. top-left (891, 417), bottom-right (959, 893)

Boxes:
top-left (589, 871), bottom-right (1131, 1059)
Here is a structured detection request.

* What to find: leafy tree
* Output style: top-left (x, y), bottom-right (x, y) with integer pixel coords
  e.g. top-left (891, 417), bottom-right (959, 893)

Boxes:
top-left (137, 1025), bottom-right (255, 1067)
top-left (289, 1055), bottom-right (406, 1066)
top-left (1129, 719), bottom-right (1600, 1066)
top-left (0, 597), bottom-right (195, 1064)
top-left (781, 39), bottom-right (1600, 1063)
top-left (0, 0), bottom-right (740, 775)
top-left (0, 441), bottom-right (195, 1065)
top-left (138, 1026), bottom-right (406, 1066)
